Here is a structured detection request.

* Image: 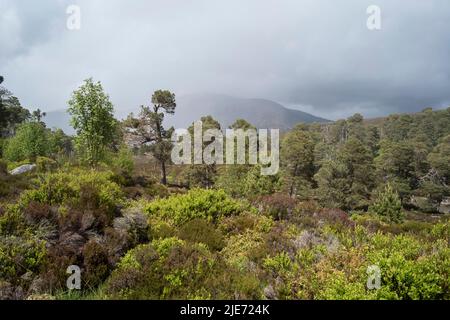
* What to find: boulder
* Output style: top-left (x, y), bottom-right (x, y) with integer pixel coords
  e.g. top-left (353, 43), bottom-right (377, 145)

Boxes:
top-left (410, 196), bottom-right (439, 213)
top-left (9, 164), bottom-right (36, 175)
top-left (438, 198), bottom-right (450, 214)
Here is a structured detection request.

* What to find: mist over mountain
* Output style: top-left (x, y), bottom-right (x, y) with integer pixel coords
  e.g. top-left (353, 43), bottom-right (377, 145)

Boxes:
top-left (164, 94), bottom-right (329, 130)
top-left (44, 94), bottom-right (329, 134)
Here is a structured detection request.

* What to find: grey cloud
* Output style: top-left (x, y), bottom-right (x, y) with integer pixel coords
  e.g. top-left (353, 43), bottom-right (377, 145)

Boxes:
top-left (1, 0), bottom-right (449, 120)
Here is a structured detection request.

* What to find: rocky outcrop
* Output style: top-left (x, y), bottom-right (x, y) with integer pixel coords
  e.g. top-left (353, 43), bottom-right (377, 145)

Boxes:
top-left (9, 164), bottom-right (36, 175)
top-left (439, 198), bottom-right (450, 214)
top-left (410, 196), bottom-right (450, 214)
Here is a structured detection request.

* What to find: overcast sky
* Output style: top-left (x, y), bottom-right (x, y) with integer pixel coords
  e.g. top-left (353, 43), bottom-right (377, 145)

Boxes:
top-left (1, 0), bottom-right (449, 120)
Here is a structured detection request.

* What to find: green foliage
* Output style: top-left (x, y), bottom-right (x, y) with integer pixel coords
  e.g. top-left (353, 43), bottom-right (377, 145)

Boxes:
top-left (36, 156), bottom-right (58, 172)
top-left (375, 140), bottom-right (416, 200)
top-left (370, 184), bottom-right (403, 223)
top-left (281, 125), bottom-right (315, 197)
top-left (186, 115), bottom-right (221, 188)
top-left (111, 145), bottom-right (134, 177)
top-left (242, 165), bottom-right (281, 197)
top-left (48, 128), bottom-right (73, 158)
top-left (68, 78), bottom-right (118, 166)
top-left (0, 84), bottom-right (30, 137)
top-left (124, 90), bottom-right (176, 185)
top-left (263, 252), bottom-right (293, 274)
top-left (151, 237), bottom-right (185, 257)
top-left (18, 168), bottom-right (124, 213)
top-left (178, 219), bottom-right (225, 251)
top-left (3, 122), bottom-right (51, 162)
top-left (257, 193), bottom-right (297, 220)
top-left (83, 240), bottom-right (111, 288)
top-left (1, 104), bottom-right (450, 300)
top-left (315, 158), bottom-right (350, 209)
top-left (104, 239), bottom-right (252, 300)
top-left (0, 236), bottom-right (47, 283)
top-left (144, 188), bottom-right (246, 225)
top-left (315, 138), bottom-right (375, 210)
top-left (428, 135), bottom-right (450, 183)
top-left (215, 165), bottom-right (249, 197)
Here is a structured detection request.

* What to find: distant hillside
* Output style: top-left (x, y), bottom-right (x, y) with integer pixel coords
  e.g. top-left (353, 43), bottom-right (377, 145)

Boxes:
top-left (44, 94), bottom-right (329, 134)
top-left (164, 94), bottom-right (329, 130)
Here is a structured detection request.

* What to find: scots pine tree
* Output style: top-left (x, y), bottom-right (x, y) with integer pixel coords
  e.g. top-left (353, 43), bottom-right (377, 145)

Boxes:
top-left (370, 183), bottom-right (403, 223)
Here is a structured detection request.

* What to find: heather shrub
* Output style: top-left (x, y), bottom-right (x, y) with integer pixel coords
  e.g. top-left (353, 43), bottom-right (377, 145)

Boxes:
top-left (254, 222), bottom-right (300, 261)
top-left (256, 193), bottom-right (297, 220)
top-left (146, 182), bottom-right (169, 198)
top-left (178, 218), bottom-right (224, 251)
top-left (294, 200), bottom-right (321, 216)
top-left (0, 206), bottom-right (28, 236)
top-left (144, 189), bottom-right (246, 225)
top-left (83, 240), bottom-right (111, 288)
top-left (105, 240), bottom-right (244, 299)
top-left (218, 212), bottom-right (273, 236)
top-left (18, 168), bottom-right (124, 214)
top-left (316, 208), bottom-right (355, 230)
top-left (148, 218), bottom-right (177, 240)
top-left (151, 237), bottom-right (185, 257)
top-left (222, 229), bottom-right (265, 271)
top-left (0, 236), bottom-right (47, 283)
top-left (0, 172), bottom-right (32, 198)
top-left (38, 245), bottom-right (79, 293)
top-left (36, 156), bottom-right (58, 172)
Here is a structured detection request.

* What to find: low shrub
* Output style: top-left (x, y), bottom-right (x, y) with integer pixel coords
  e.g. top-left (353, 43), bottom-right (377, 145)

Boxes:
top-left (83, 240), bottom-right (111, 288)
top-left (0, 159), bottom-right (8, 176)
top-left (0, 236), bottom-right (47, 284)
top-left (256, 193), bottom-right (297, 220)
top-left (148, 218), bottom-right (177, 240)
top-left (218, 212), bottom-right (273, 235)
top-left (36, 156), bottom-right (58, 172)
top-left (144, 189), bottom-right (246, 225)
top-left (294, 200), bottom-right (321, 216)
top-left (18, 168), bottom-right (124, 214)
top-left (178, 219), bottom-right (225, 251)
top-left (316, 208), bottom-right (355, 230)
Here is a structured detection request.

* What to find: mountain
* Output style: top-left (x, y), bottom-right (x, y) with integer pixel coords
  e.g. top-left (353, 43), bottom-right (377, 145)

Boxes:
top-left (164, 94), bottom-right (329, 130)
top-left (44, 94), bottom-right (329, 135)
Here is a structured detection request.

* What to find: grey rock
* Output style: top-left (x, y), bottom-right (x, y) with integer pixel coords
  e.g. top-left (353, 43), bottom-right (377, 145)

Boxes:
top-left (439, 198), bottom-right (450, 214)
top-left (0, 282), bottom-right (15, 300)
top-left (28, 277), bottom-right (46, 295)
top-left (263, 285), bottom-right (277, 300)
top-left (60, 232), bottom-right (85, 254)
top-left (0, 282), bottom-right (24, 300)
top-left (114, 208), bottom-right (148, 235)
top-left (81, 212), bottom-right (96, 231)
top-left (9, 164), bottom-right (36, 175)
top-left (293, 230), bottom-right (321, 249)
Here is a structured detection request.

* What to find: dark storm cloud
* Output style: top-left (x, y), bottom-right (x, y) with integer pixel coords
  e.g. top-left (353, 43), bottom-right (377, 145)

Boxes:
top-left (1, 0), bottom-right (449, 120)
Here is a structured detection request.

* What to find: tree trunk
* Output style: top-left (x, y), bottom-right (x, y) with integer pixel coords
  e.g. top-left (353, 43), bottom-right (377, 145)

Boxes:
top-left (161, 161), bottom-right (167, 185)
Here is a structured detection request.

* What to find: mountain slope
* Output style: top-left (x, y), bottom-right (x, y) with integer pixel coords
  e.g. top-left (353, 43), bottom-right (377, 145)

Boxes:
top-left (164, 94), bottom-right (329, 130)
top-left (44, 94), bottom-right (329, 135)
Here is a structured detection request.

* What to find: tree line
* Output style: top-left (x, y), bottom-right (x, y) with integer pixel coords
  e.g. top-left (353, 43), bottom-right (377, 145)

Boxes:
top-left (1, 76), bottom-right (449, 218)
